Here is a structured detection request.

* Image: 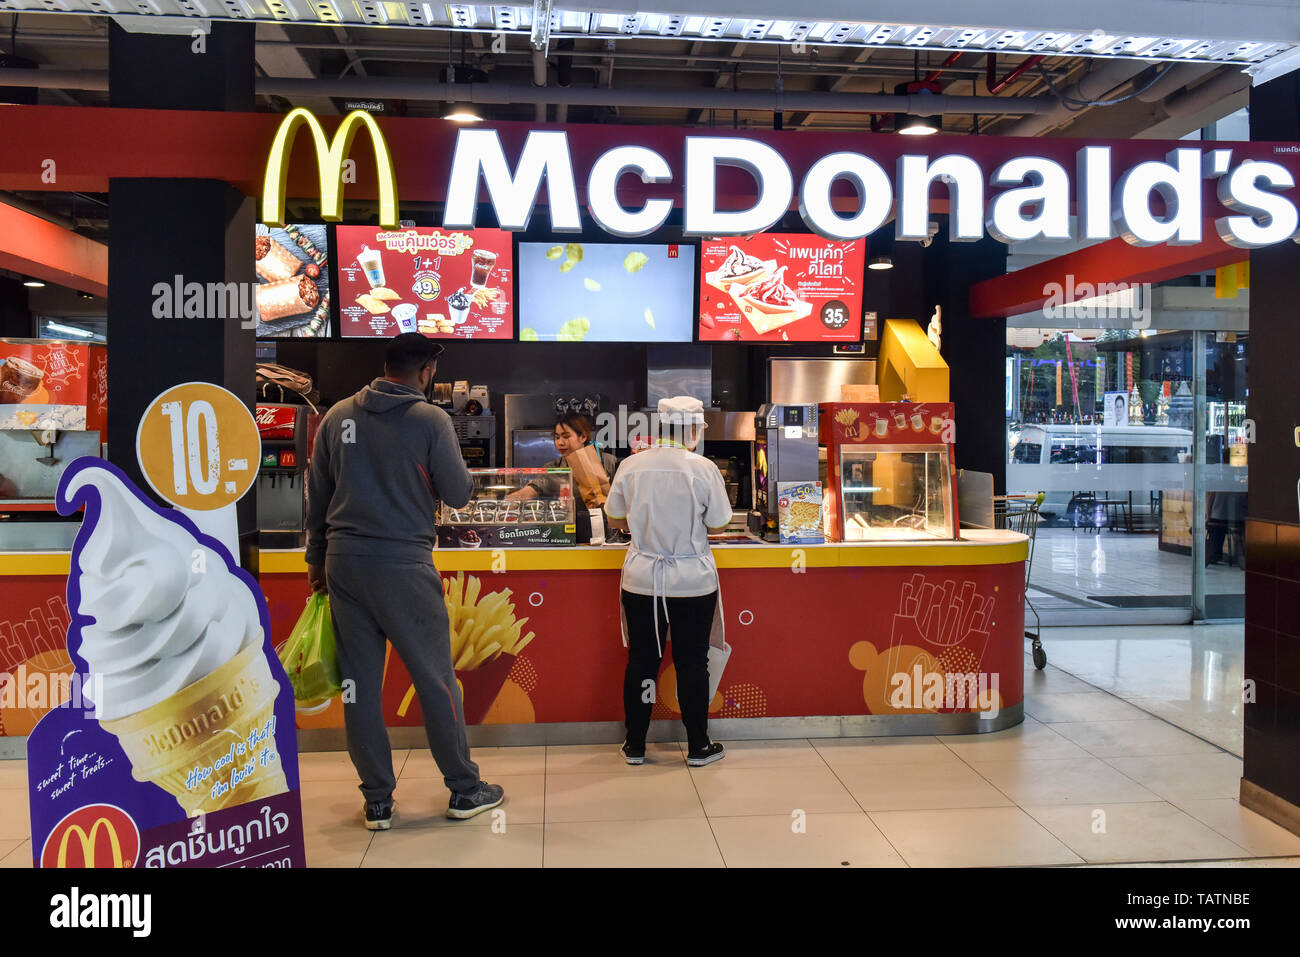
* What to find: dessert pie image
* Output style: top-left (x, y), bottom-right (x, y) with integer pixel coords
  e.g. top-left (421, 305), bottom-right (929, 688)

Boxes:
top-left (733, 266), bottom-right (813, 335)
top-left (704, 244), bottom-right (775, 293)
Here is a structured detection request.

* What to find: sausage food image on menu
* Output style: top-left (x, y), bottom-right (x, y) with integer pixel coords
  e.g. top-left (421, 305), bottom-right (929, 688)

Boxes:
top-left (254, 224), bottom-right (332, 338)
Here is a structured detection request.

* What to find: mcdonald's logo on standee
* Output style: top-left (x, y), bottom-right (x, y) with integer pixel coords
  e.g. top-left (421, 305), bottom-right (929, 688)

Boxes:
top-left (262, 107), bottom-right (400, 230)
top-left (41, 803), bottom-right (140, 868)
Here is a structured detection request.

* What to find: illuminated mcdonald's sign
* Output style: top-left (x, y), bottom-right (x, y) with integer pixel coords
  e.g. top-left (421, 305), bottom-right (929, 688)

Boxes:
top-left (40, 803), bottom-right (140, 869)
top-left (262, 108), bottom-right (400, 229)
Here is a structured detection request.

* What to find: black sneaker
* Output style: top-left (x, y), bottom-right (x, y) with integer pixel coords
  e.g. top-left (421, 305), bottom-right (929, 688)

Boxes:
top-left (686, 742), bottom-right (725, 767)
top-left (364, 801), bottom-right (393, 831)
top-left (446, 782), bottom-right (505, 820)
top-left (620, 743), bottom-right (645, 765)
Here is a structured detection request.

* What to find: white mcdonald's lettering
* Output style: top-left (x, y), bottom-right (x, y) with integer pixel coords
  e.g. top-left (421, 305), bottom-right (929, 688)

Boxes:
top-left (442, 128), bottom-right (581, 232)
top-left (429, 129), bottom-right (1300, 248)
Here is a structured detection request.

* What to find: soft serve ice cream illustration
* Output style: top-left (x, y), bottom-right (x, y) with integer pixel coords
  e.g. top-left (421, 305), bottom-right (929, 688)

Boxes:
top-left (59, 461), bottom-right (288, 816)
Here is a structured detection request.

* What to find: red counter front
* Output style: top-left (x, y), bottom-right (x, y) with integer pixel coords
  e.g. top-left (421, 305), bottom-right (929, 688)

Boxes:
top-left (1, 534), bottom-right (1028, 740)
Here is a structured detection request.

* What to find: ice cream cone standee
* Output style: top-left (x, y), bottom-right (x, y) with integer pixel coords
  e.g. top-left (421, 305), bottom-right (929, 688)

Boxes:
top-left (26, 382), bottom-right (306, 868)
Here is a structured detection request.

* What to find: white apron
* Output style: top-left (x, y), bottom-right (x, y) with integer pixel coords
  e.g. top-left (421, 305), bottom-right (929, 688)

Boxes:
top-left (618, 539), bottom-right (731, 703)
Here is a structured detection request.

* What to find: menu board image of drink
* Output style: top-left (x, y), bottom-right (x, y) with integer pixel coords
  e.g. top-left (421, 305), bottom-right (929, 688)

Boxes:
top-left (255, 224), bottom-right (331, 338)
top-left (336, 226), bottom-right (514, 339)
top-left (698, 235), bottom-right (865, 342)
top-left (516, 242), bottom-right (696, 342)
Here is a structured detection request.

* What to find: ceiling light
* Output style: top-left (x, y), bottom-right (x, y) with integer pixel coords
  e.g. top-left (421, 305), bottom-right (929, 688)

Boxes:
top-left (897, 113), bottom-right (940, 135)
top-left (45, 321), bottom-right (94, 338)
top-left (868, 256), bottom-right (894, 270)
top-left (23, 279), bottom-right (45, 288)
top-left (443, 102), bottom-right (483, 123)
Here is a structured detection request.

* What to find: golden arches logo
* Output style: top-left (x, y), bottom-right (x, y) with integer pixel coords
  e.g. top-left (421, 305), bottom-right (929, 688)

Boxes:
top-left (262, 108), bottom-right (400, 229)
top-left (41, 803), bottom-right (140, 869)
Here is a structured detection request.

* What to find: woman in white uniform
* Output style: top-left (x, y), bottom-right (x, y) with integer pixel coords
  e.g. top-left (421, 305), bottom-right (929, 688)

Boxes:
top-left (604, 396), bottom-right (732, 767)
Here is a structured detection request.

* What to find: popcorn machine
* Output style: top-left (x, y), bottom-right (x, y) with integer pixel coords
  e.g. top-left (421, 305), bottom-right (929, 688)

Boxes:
top-left (819, 402), bottom-right (959, 542)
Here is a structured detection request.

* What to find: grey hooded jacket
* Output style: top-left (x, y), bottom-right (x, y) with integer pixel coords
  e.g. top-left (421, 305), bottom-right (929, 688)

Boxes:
top-left (305, 378), bottom-right (474, 565)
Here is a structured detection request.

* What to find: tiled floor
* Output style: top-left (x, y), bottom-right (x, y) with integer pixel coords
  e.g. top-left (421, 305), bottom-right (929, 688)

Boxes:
top-left (2, 626), bottom-right (1295, 868)
top-left (1032, 623), bottom-right (1245, 754)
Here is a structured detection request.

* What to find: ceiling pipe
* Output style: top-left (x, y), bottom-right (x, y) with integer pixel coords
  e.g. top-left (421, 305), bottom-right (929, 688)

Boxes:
top-left (530, 49), bottom-right (547, 123)
top-left (924, 51), bottom-right (964, 85)
top-left (999, 58), bottom-right (1150, 136)
top-left (986, 53), bottom-right (1046, 95)
top-left (555, 39), bottom-right (573, 125)
top-left (0, 68), bottom-right (1060, 114)
top-left (1162, 68), bottom-right (1251, 118)
top-left (1135, 62), bottom-right (1215, 102)
top-left (253, 76), bottom-right (1057, 114)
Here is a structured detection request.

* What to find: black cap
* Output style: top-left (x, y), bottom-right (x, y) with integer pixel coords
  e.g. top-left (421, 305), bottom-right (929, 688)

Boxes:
top-left (385, 332), bottom-right (445, 371)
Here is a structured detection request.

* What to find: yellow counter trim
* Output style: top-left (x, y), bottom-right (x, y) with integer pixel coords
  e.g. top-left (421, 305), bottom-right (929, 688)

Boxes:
top-left (0, 552), bottom-right (72, 576)
top-left (0, 535), bottom-right (1027, 577)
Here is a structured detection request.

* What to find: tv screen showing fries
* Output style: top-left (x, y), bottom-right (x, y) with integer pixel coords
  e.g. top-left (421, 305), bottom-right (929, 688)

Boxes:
top-left (335, 225), bottom-right (515, 339)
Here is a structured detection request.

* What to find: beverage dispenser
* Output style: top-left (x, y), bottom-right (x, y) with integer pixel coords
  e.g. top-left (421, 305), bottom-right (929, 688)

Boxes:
top-left (255, 403), bottom-right (309, 547)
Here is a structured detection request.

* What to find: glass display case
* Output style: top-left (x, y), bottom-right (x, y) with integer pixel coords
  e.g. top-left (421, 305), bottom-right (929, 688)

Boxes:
top-left (833, 445), bottom-right (955, 541)
top-left (819, 402), bottom-right (959, 542)
top-left (436, 468), bottom-right (576, 548)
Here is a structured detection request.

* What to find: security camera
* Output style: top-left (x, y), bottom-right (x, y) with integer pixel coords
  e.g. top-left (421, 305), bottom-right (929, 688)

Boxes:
top-left (919, 222), bottom-right (940, 248)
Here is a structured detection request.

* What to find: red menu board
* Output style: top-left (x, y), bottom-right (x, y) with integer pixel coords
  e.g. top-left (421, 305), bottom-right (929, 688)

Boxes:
top-left (698, 234), bottom-right (865, 342)
top-left (336, 226), bottom-right (514, 339)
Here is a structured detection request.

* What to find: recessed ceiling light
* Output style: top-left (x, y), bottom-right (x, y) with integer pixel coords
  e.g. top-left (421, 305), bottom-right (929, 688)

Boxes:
top-left (23, 279), bottom-right (45, 288)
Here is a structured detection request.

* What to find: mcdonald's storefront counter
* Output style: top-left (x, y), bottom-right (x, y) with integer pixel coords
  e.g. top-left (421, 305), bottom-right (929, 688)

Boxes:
top-left (0, 532), bottom-right (1026, 746)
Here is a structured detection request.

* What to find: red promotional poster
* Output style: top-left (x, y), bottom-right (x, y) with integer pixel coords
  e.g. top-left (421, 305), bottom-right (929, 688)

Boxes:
top-left (336, 226), bottom-right (514, 340)
top-left (698, 234), bottom-right (865, 342)
top-left (0, 339), bottom-right (106, 431)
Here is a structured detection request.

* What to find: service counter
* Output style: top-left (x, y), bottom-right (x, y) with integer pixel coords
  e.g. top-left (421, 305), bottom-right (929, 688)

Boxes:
top-left (0, 531), bottom-right (1028, 747)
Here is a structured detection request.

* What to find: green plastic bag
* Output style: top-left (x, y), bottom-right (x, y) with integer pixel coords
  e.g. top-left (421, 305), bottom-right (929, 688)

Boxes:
top-left (278, 593), bottom-right (343, 708)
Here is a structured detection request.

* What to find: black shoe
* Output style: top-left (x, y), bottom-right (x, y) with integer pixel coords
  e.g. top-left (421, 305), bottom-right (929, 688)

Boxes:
top-left (620, 743), bottom-right (645, 765)
top-left (364, 801), bottom-right (393, 831)
top-left (447, 782), bottom-right (505, 820)
top-left (686, 742), bottom-right (725, 767)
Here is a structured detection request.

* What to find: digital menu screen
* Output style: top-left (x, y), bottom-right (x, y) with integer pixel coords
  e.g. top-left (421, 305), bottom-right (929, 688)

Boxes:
top-left (255, 224), bottom-right (331, 338)
top-left (517, 242), bottom-right (696, 342)
top-left (335, 226), bottom-right (515, 339)
top-left (698, 235), bottom-right (865, 342)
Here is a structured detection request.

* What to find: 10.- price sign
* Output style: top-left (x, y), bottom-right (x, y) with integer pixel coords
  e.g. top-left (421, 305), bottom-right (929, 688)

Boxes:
top-left (135, 382), bottom-right (260, 510)
top-left (135, 382), bottom-right (261, 563)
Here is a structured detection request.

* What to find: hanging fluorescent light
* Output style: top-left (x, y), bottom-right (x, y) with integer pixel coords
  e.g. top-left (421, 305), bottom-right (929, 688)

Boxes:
top-left (45, 321), bottom-right (94, 338)
top-left (23, 279), bottom-right (45, 288)
top-left (868, 256), bottom-right (894, 270)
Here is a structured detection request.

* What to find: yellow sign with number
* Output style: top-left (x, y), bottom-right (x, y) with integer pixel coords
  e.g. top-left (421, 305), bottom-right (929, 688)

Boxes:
top-left (135, 382), bottom-right (260, 511)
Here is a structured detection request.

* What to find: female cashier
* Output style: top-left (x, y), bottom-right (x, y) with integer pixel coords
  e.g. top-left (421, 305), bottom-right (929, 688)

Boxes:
top-left (506, 413), bottom-right (618, 509)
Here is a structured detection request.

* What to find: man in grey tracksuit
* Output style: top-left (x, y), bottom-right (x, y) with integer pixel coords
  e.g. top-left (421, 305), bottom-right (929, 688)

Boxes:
top-left (305, 333), bottom-right (504, 829)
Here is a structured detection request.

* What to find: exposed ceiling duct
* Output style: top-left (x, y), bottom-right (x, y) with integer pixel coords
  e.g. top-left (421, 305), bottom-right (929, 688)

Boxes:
top-left (998, 58), bottom-right (1151, 137)
top-left (1162, 69), bottom-right (1252, 118)
top-left (0, 67), bottom-right (1061, 115)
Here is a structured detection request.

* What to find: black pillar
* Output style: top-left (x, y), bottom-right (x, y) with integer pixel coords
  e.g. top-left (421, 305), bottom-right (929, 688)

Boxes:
top-left (1242, 72), bottom-right (1300, 831)
top-left (106, 23), bottom-right (259, 559)
top-left (925, 225), bottom-right (1010, 493)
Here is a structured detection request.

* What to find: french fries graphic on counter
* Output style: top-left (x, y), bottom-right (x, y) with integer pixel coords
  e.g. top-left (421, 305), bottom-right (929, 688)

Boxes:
top-left (444, 572), bottom-right (535, 670)
top-left (834, 407), bottom-right (861, 438)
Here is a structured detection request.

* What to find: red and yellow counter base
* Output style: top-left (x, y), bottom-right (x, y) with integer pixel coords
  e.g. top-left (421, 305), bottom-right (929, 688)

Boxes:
top-left (0, 531), bottom-right (1028, 747)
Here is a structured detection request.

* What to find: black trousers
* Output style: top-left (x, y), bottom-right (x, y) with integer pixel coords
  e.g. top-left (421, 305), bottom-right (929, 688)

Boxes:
top-left (621, 589), bottom-right (717, 753)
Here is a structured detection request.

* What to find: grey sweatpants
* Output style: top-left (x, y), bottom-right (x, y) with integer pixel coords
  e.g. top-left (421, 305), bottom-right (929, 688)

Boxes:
top-left (325, 556), bottom-right (480, 802)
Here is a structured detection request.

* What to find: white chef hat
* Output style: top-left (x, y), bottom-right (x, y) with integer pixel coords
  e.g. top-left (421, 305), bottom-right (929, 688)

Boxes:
top-left (657, 395), bottom-right (707, 426)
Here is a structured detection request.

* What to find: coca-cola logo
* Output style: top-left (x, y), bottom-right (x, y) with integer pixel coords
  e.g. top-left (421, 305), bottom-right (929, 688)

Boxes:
top-left (255, 404), bottom-right (297, 436)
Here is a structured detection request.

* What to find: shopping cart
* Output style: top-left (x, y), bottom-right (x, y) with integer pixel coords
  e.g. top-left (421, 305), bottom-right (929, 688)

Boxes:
top-left (995, 492), bottom-right (1047, 669)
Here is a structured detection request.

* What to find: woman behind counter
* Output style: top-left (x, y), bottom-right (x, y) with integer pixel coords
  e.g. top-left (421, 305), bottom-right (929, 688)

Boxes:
top-left (506, 413), bottom-right (618, 509)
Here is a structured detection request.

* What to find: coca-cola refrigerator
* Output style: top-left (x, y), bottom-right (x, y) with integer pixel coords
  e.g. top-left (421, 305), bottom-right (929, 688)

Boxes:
top-left (256, 403), bottom-right (309, 547)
